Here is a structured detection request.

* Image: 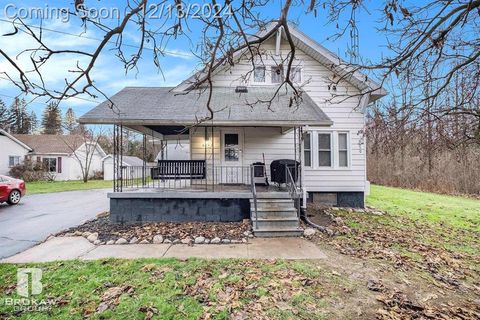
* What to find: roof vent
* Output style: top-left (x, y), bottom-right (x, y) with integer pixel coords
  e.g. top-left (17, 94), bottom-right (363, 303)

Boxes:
top-left (235, 86), bottom-right (248, 93)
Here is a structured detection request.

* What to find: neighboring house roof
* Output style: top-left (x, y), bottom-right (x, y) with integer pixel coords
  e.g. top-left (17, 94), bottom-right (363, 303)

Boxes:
top-left (175, 23), bottom-right (387, 102)
top-left (0, 129), bottom-right (33, 151)
top-left (79, 86), bottom-right (332, 126)
top-left (103, 155), bottom-right (144, 166)
top-left (13, 134), bottom-right (89, 154)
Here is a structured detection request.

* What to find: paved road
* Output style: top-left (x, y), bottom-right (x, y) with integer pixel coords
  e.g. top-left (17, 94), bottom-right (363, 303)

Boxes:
top-left (0, 189), bottom-right (109, 259)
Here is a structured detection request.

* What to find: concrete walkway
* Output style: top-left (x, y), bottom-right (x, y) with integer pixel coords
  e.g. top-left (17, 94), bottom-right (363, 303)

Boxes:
top-left (2, 237), bottom-right (326, 263)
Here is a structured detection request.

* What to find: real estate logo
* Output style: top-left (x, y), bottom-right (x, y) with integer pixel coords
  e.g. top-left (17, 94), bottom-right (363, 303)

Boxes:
top-left (17, 268), bottom-right (43, 297)
top-left (3, 268), bottom-right (52, 312)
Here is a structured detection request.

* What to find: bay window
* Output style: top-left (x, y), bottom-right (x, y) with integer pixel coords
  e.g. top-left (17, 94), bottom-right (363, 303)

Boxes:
top-left (318, 133), bottom-right (332, 167)
top-left (303, 133), bottom-right (312, 167)
top-left (338, 133), bottom-right (349, 167)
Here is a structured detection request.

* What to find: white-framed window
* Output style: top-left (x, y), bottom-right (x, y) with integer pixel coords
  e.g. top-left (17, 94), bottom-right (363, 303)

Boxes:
top-left (318, 133), bottom-right (332, 167)
top-left (253, 66), bottom-right (266, 83)
top-left (303, 132), bottom-right (312, 167)
top-left (290, 67), bottom-right (301, 83)
top-left (271, 66), bottom-right (284, 83)
top-left (8, 156), bottom-right (20, 167)
top-left (43, 157), bottom-right (57, 172)
top-left (338, 132), bottom-right (349, 167)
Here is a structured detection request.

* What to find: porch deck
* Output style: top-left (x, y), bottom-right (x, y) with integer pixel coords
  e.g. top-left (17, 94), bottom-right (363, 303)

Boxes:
top-left (108, 184), bottom-right (296, 199)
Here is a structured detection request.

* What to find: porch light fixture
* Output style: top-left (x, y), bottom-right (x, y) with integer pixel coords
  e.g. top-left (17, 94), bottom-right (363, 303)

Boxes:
top-left (202, 138), bottom-right (212, 148)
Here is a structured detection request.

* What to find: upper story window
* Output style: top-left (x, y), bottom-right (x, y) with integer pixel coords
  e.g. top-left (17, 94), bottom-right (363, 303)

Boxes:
top-left (291, 67), bottom-right (301, 83)
top-left (338, 133), bottom-right (349, 167)
top-left (253, 66), bottom-right (266, 83)
top-left (9, 156), bottom-right (20, 167)
top-left (303, 133), bottom-right (312, 167)
top-left (318, 133), bottom-right (332, 167)
top-left (271, 66), bottom-right (284, 83)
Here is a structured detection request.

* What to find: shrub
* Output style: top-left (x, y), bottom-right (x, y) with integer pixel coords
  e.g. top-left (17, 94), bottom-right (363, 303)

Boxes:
top-left (9, 159), bottom-right (49, 181)
top-left (90, 170), bottom-right (104, 180)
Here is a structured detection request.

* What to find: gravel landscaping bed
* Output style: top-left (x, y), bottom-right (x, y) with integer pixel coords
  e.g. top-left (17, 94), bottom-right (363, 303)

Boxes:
top-left (58, 214), bottom-right (253, 245)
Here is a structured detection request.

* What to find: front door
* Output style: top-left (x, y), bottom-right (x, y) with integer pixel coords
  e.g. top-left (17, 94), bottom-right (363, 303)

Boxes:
top-left (221, 130), bottom-right (244, 184)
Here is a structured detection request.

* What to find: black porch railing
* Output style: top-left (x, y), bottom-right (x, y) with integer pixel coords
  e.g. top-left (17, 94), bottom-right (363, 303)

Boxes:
top-left (115, 160), bottom-right (256, 191)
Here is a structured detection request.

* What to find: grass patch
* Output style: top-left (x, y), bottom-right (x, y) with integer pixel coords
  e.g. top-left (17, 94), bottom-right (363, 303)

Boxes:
top-left (25, 180), bottom-right (112, 195)
top-left (0, 259), bottom-right (353, 320)
top-left (311, 185), bottom-right (480, 290)
top-left (367, 185), bottom-right (480, 232)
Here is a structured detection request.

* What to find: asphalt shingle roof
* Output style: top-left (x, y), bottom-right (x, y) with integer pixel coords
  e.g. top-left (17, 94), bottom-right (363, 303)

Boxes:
top-left (79, 87), bottom-right (332, 126)
top-left (13, 134), bottom-right (84, 154)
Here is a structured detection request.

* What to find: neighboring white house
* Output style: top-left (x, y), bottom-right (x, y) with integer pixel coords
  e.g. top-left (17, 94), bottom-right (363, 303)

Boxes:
top-left (102, 155), bottom-right (144, 181)
top-left (0, 129), bottom-right (32, 175)
top-left (0, 129), bottom-right (106, 181)
top-left (155, 139), bottom-right (190, 161)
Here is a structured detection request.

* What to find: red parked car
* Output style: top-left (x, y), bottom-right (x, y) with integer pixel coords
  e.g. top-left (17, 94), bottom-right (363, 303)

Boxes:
top-left (0, 175), bottom-right (26, 205)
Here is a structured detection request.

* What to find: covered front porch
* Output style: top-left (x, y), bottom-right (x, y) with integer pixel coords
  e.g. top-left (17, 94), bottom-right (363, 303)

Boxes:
top-left (79, 86), bottom-right (332, 234)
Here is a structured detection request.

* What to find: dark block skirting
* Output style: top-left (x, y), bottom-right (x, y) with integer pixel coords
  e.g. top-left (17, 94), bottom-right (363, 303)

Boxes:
top-left (110, 198), bottom-right (250, 224)
top-left (307, 192), bottom-right (364, 208)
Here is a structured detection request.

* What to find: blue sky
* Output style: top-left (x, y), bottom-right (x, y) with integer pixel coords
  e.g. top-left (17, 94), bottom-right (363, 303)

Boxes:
top-left (0, 0), bottom-right (388, 119)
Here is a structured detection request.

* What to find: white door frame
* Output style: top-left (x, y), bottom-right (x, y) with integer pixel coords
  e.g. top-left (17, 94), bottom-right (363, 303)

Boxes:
top-left (220, 128), bottom-right (244, 166)
top-left (220, 128), bottom-right (245, 184)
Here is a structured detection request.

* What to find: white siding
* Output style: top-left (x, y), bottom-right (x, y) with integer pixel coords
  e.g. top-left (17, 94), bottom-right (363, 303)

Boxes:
top-left (0, 135), bottom-right (30, 175)
top-left (208, 37), bottom-right (367, 192)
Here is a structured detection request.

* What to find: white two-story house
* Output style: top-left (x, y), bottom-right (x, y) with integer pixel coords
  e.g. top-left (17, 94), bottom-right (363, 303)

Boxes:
top-left (80, 24), bottom-right (386, 236)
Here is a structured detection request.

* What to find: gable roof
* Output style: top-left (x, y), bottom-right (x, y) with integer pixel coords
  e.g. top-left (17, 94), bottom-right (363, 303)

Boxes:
top-left (79, 86), bottom-right (332, 127)
top-left (0, 129), bottom-right (33, 151)
top-left (13, 134), bottom-right (88, 154)
top-left (103, 155), bottom-right (144, 166)
top-left (175, 23), bottom-right (387, 102)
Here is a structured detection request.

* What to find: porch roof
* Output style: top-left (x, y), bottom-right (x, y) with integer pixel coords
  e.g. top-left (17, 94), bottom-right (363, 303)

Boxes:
top-left (79, 86), bottom-right (332, 127)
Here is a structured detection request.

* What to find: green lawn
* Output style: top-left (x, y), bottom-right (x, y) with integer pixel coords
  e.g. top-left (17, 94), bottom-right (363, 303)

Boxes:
top-left (367, 185), bottom-right (480, 232)
top-left (26, 180), bottom-right (113, 195)
top-left (0, 259), bottom-right (354, 320)
top-left (319, 185), bottom-right (480, 290)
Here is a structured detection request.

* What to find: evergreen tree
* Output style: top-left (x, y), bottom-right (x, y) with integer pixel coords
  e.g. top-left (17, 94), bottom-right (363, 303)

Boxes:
top-left (8, 98), bottom-right (30, 134)
top-left (41, 102), bottom-right (63, 135)
top-left (29, 111), bottom-right (38, 134)
top-left (63, 107), bottom-right (77, 133)
top-left (0, 98), bottom-right (14, 130)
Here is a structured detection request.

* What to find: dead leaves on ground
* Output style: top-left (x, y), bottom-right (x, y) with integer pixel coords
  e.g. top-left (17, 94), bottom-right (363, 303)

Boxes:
top-left (95, 285), bottom-right (135, 314)
top-left (375, 290), bottom-right (480, 319)
top-left (182, 260), bottom-right (326, 319)
top-left (308, 206), bottom-right (480, 319)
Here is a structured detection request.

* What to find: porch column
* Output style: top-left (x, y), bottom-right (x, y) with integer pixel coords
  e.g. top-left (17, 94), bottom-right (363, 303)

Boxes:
top-left (142, 133), bottom-right (146, 186)
top-left (211, 126), bottom-right (215, 191)
top-left (300, 127), bottom-right (307, 209)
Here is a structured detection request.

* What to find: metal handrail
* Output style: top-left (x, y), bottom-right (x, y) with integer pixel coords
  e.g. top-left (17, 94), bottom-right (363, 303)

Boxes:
top-left (285, 165), bottom-right (302, 220)
top-left (250, 165), bottom-right (258, 230)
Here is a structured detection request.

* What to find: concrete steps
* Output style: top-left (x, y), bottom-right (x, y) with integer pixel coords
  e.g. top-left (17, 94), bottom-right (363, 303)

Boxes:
top-left (250, 198), bottom-right (303, 237)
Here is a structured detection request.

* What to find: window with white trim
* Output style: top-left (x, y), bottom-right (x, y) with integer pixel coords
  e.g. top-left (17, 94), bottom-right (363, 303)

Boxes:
top-left (43, 157), bottom-right (57, 172)
top-left (303, 132), bottom-right (312, 167)
top-left (8, 156), bottom-right (20, 167)
top-left (338, 133), bottom-right (349, 167)
top-left (291, 67), bottom-right (301, 83)
top-left (253, 66), bottom-right (266, 83)
top-left (271, 66), bottom-right (283, 83)
top-left (318, 133), bottom-right (332, 167)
